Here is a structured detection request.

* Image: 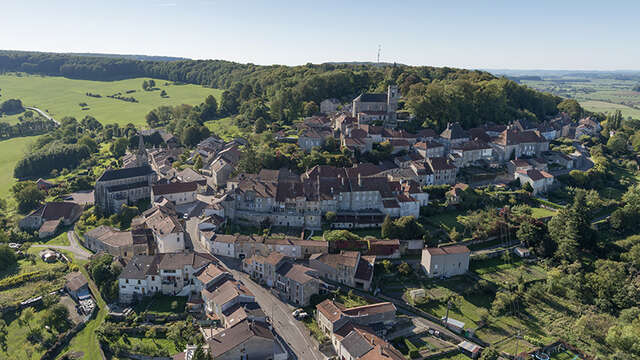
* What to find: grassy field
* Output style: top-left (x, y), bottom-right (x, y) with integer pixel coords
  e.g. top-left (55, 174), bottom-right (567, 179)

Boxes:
top-left (471, 257), bottom-right (547, 285)
top-left (0, 307), bottom-right (50, 359)
top-left (0, 73), bottom-right (223, 127)
top-left (0, 135), bottom-right (38, 202)
top-left (115, 336), bottom-right (179, 356)
top-left (531, 207), bottom-right (556, 219)
top-left (579, 100), bottom-right (640, 119)
top-left (522, 77), bottom-right (640, 119)
top-left (204, 116), bottom-right (249, 140)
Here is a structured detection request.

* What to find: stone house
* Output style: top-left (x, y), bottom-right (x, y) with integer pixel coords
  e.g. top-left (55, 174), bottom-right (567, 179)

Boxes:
top-left (274, 262), bottom-right (321, 306)
top-left (309, 251), bottom-right (375, 290)
top-left (206, 320), bottom-right (282, 360)
top-left (426, 157), bottom-right (457, 185)
top-left (118, 252), bottom-right (216, 303)
top-left (414, 141), bottom-right (445, 159)
top-left (298, 127), bottom-right (332, 152)
top-left (242, 252), bottom-right (288, 287)
top-left (515, 169), bottom-right (554, 195)
top-left (19, 201), bottom-right (83, 237)
top-left (316, 299), bottom-right (397, 347)
top-left (151, 181), bottom-right (199, 205)
top-left (490, 126), bottom-right (549, 162)
top-left (439, 122), bottom-right (469, 149)
top-left (131, 200), bottom-right (185, 254)
top-left (320, 98), bottom-right (341, 114)
top-left (421, 245), bottom-right (470, 278)
top-left (451, 140), bottom-right (493, 167)
top-left (65, 272), bottom-right (89, 301)
top-left (84, 225), bottom-right (153, 259)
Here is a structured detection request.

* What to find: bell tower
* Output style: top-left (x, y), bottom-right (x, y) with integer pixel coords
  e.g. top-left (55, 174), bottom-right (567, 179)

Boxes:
top-left (136, 133), bottom-right (148, 167)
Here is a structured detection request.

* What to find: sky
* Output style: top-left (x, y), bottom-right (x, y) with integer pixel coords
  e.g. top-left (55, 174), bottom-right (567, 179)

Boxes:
top-left (1, 0), bottom-right (639, 70)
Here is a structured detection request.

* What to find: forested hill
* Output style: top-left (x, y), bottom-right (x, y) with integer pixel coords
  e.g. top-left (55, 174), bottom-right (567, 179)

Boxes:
top-left (0, 50), bottom-right (567, 131)
top-left (64, 53), bottom-right (189, 62)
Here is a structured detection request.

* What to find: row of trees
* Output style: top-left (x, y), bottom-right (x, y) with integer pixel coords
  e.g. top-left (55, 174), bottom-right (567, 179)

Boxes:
top-left (0, 51), bottom-right (567, 132)
top-left (0, 98), bottom-right (24, 114)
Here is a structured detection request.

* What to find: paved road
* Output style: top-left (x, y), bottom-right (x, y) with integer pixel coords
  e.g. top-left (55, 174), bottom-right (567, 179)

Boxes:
top-left (233, 270), bottom-right (324, 360)
top-left (25, 106), bottom-right (60, 126)
top-left (32, 231), bottom-right (92, 260)
top-left (217, 257), bottom-right (324, 360)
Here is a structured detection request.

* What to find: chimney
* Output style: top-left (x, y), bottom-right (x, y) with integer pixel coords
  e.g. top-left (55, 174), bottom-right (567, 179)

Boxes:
top-left (358, 173), bottom-right (362, 187)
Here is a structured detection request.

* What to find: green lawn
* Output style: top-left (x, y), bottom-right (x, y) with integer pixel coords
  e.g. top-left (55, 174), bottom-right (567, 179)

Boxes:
top-left (116, 336), bottom-right (179, 356)
top-left (0, 308), bottom-right (50, 359)
top-left (471, 257), bottom-right (547, 285)
top-left (0, 135), bottom-right (38, 202)
top-left (0, 73), bottom-right (223, 127)
top-left (204, 116), bottom-right (249, 141)
top-left (425, 210), bottom-right (464, 231)
top-left (44, 233), bottom-right (70, 246)
top-left (133, 295), bottom-right (186, 315)
top-left (0, 248), bottom-right (68, 307)
top-left (531, 207), bottom-right (556, 219)
top-left (550, 350), bottom-right (580, 360)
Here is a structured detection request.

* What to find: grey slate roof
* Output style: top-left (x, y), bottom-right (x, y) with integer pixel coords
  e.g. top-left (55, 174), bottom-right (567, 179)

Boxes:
top-left (341, 331), bottom-right (373, 358)
top-left (358, 93), bottom-right (387, 103)
top-left (98, 165), bottom-right (154, 182)
top-left (121, 255), bottom-right (160, 279)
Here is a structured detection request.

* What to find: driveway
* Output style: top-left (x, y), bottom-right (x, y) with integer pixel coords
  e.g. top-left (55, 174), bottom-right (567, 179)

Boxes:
top-left (32, 231), bottom-right (92, 260)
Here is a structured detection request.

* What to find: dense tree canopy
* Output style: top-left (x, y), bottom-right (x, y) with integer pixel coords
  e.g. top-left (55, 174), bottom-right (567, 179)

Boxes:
top-left (0, 51), bottom-right (565, 131)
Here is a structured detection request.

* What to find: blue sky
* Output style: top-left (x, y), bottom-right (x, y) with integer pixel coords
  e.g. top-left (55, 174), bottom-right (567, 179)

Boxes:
top-left (1, 0), bottom-right (638, 70)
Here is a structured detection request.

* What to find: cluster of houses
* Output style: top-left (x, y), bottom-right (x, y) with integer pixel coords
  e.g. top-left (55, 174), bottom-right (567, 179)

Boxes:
top-left (316, 298), bottom-right (404, 360)
top-left (118, 252), bottom-right (288, 359)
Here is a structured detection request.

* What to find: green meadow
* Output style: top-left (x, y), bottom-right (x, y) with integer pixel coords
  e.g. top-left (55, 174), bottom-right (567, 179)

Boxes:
top-left (0, 135), bottom-right (38, 204)
top-left (0, 73), bottom-right (223, 127)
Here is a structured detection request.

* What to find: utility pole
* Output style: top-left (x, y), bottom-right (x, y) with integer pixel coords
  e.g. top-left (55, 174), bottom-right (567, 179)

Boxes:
top-left (377, 45), bottom-right (381, 64)
top-left (444, 299), bottom-right (451, 328)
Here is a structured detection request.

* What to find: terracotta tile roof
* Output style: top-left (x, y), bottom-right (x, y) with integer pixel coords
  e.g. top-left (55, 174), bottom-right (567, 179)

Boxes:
top-left (196, 263), bottom-right (229, 285)
top-left (440, 122), bottom-right (468, 140)
top-left (316, 299), bottom-right (345, 322)
top-left (342, 302), bottom-right (396, 317)
top-left (210, 279), bottom-right (254, 306)
top-left (27, 201), bottom-right (80, 221)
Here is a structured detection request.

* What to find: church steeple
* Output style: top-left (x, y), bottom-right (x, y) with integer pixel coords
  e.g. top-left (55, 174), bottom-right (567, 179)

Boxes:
top-left (136, 132), bottom-right (148, 167)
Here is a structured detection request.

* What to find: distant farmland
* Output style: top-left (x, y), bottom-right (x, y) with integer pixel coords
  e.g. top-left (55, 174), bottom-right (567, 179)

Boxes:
top-left (522, 77), bottom-right (640, 119)
top-left (0, 73), bottom-right (223, 127)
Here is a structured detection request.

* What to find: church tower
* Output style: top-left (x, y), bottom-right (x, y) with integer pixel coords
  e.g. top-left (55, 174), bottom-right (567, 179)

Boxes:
top-left (136, 133), bottom-right (148, 167)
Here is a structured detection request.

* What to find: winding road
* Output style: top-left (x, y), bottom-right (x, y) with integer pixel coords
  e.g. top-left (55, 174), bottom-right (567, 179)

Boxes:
top-left (25, 106), bottom-right (60, 126)
top-left (32, 231), bottom-right (92, 260)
